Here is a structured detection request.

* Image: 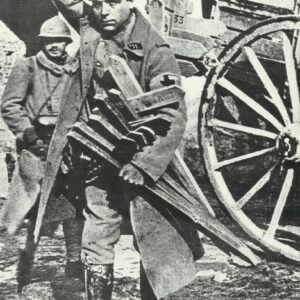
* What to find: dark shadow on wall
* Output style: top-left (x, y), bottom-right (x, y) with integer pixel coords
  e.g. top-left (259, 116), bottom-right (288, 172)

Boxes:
top-left (0, 0), bottom-right (56, 56)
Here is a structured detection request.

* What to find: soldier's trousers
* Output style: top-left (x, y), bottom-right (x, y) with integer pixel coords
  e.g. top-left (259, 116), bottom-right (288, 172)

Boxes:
top-left (81, 175), bottom-right (125, 266)
top-left (63, 218), bottom-right (83, 261)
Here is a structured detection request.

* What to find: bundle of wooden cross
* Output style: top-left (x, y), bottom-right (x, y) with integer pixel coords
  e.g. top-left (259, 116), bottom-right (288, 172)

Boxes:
top-left (67, 55), bottom-right (260, 266)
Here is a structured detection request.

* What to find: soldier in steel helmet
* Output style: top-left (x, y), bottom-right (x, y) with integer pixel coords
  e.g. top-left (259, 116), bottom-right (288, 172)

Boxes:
top-left (1, 16), bottom-right (84, 284)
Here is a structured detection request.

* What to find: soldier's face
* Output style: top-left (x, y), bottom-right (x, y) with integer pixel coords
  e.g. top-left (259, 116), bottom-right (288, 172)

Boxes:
top-left (52, 0), bottom-right (84, 18)
top-left (92, 0), bottom-right (133, 32)
top-left (43, 38), bottom-right (68, 58)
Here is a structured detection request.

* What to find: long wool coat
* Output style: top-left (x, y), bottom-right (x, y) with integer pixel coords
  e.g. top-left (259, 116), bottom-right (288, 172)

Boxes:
top-left (36, 8), bottom-right (204, 298)
top-left (0, 51), bottom-right (80, 232)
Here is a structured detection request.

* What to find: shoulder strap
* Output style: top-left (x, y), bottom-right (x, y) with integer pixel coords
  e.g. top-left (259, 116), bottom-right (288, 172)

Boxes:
top-left (27, 56), bottom-right (35, 84)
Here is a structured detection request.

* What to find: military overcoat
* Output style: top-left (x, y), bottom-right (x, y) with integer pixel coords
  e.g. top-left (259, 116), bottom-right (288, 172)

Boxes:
top-left (1, 51), bottom-right (79, 139)
top-left (0, 51), bottom-right (81, 233)
top-left (38, 8), bottom-right (203, 298)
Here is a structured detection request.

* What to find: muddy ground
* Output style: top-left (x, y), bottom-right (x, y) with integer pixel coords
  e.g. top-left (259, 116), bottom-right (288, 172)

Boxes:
top-left (1, 221), bottom-right (300, 300)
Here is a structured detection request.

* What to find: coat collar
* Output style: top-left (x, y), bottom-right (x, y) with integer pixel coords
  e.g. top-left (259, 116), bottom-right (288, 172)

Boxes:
top-left (122, 8), bottom-right (152, 57)
top-left (79, 8), bottom-right (152, 98)
top-left (36, 51), bottom-right (80, 76)
top-left (82, 8), bottom-right (152, 58)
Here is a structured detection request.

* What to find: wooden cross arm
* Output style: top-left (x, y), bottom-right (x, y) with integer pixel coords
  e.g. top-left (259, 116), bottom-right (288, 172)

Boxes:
top-left (126, 85), bottom-right (184, 115)
top-left (67, 125), bottom-right (260, 266)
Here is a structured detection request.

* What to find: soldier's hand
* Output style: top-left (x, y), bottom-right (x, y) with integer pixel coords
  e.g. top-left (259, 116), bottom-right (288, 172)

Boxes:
top-left (126, 126), bottom-right (156, 150)
top-left (28, 139), bottom-right (48, 161)
top-left (119, 163), bottom-right (145, 186)
top-left (284, 153), bottom-right (300, 164)
top-left (23, 126), bottom-right (39, 148)
top-left (136, 126), bottom-right (156, 145)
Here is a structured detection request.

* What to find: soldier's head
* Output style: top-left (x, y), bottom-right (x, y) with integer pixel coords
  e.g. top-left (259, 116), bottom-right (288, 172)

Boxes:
top-left (39, 16), bottom-right (72, 59)
top-left (51, 0), bottom-right (84, 18)
top-left (92, 0), bottom-right (133, 33)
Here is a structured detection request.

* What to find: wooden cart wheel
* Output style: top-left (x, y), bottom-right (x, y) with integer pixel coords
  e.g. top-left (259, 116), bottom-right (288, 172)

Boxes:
top-left (199, 15), bottom-right (300, 261)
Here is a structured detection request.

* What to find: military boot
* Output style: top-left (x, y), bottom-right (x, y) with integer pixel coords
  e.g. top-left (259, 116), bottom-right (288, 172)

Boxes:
top-left (85, 264), bottom-right (114, 300)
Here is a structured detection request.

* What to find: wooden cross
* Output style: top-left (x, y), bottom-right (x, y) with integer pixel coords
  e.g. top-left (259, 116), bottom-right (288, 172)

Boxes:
top-left (68, 55), bottom-right (260, 272)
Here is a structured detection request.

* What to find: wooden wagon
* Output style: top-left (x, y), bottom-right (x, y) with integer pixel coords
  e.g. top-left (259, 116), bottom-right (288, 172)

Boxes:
top-left (147, 0), bottom-right (300, 262)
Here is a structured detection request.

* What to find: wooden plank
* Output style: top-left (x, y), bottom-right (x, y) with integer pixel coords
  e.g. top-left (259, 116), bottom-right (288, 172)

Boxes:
top-left (157, 177), bottom-right (195, 209)
top-left (72, 122), bottom-right (116, 153)
top-left (166, 36), bottom-right (207, 59)
top-left (221, 29), bottom-right (240, 45)
top-left (153, 179), bottom-right (260, 266)
top-left (218, 9), bottom-right (263, 31)
top-left (162, 172), bottom-right (201, 207)
top-left (137, 99), bottom-right (179, 116)
top-left (146, 0), bottom-right (165, 35)
top-left (221, 30), bottom-right (285, 63)
top-left (176, 59), bottom-right (199, 77)
top-left (67, 131), bottom-right (120, 167)
top-left (184, 17), bottom-right (227, 38)
top-left (252, 37), bottom-right (284, 61)
top-left (218, 0), bottom-right (295, 17)
top-left (171, 28), bottom-right (215, 50)
top-left (127, 85), bottom-right (184, 114)
top-left (107, 55), bottom-right (143, 98)
top-left (129, 116), bottom-right (171, 135)
top-left (160, 0), bottom-right (174, 10)
top-left (171, 152), bottom-right (215, 216)
top-left (243, 0), bottom-right (296, 11)
top-left (171, 0), bottom-right (188, 31)
top-left (94, 94), bottom-right (130, 133)
top-left (89, 114), bottom-right (123, 140)
top-left (107, 88), bottom-right (138, 121)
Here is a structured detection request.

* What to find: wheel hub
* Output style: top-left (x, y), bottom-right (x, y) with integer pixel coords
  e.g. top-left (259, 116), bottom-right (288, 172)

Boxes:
top-left (276, 124), bottom-right (300, 159)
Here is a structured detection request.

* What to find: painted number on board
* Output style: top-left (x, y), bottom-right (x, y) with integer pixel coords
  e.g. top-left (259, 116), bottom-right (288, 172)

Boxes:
top-left (174, 14), bottom-right (184, 25)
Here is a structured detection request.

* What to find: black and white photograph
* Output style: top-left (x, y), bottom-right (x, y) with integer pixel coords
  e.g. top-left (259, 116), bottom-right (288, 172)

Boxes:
top-left (0, 0), bottom-right (300, 299)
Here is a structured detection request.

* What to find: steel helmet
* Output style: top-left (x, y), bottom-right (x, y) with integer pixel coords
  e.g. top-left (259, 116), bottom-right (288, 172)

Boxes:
top-left (38, 16), bottom-right (72, 42)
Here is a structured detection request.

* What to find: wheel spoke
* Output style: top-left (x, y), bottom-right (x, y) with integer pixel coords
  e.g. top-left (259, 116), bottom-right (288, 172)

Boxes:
top-left (243, 46), bottom-right (291, 125)
top-left (263, 95), bottom-right (275, 105)
top-left (217, 78), bottom-right (284, 131)
top-left (264, 168), bottom-right (294, 239)
top-left (214, 147), bottom-right (276, 171)
top-left (281, 32), bottom-right (300, 123)
top-left (236, 164), bottom-right (277, 209)
top-left (208, 119), bottom-right (278, 140)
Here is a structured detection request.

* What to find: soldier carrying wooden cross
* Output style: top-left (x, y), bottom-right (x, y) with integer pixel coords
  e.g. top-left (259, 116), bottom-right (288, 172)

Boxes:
top-left (42, 1), bottom-right (205, 299)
